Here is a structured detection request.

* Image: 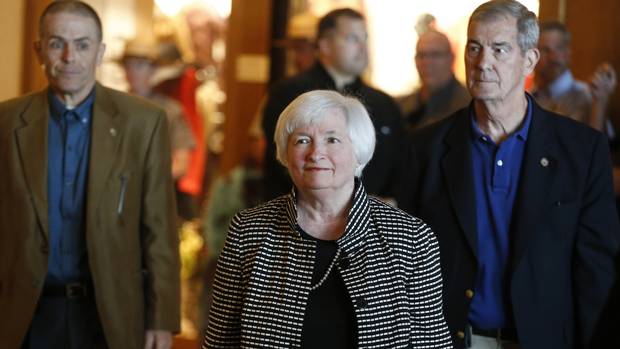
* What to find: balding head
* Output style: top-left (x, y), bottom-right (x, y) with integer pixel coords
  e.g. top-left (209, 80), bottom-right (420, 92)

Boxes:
top-left (39, 0), bottom-right (102, 42)
top-left (415, 30), bottom-right (454, 92)
top-left (417, 30), bottom-right (451, 54)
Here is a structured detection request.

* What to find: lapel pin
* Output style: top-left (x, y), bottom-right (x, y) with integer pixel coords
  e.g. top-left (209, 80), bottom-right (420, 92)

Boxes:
top-left (110, 128), bottom-right (117, 137)
top-left (540, 157), bottom-right (549, 167)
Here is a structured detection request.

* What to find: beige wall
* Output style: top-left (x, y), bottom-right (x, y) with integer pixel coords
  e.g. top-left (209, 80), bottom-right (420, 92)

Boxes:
top-left (0, 0), bottom-right (25, 101)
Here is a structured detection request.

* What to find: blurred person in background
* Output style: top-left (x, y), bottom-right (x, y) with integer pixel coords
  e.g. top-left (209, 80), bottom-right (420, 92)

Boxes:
top-left (154, 39), bottom-right (207, 221)
top-left (532, 21), bottom-right (617, 132)
top-left (261, 8), bottom-right (406, 205)
top-left (398, 30), bottom-right (471, 131)
top-left (121, 38), bottom-right (195, 181)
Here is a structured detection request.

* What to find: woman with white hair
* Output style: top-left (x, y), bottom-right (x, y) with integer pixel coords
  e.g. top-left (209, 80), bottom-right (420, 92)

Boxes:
top-left (202, 90), bottom-right (451, 348)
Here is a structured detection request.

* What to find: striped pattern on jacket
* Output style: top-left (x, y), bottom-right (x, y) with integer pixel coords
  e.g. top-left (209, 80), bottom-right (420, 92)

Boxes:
top-left (203, 183), bottom-right (452, 348)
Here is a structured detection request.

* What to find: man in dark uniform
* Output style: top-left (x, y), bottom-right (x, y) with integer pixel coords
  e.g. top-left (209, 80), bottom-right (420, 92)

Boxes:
top-left (261, 8), bottom-right (406, 203)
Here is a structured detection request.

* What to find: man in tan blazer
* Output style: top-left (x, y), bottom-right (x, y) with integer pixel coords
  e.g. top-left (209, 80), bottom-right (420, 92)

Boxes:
top-left (0, 1), bottom-right (180, 348)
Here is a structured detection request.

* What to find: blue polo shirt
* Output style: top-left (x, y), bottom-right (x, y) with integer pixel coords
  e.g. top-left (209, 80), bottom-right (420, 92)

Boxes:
top-left (46, 90), bottom-right (94, 285)
top-left (468, 96), bottom-right (532, 329)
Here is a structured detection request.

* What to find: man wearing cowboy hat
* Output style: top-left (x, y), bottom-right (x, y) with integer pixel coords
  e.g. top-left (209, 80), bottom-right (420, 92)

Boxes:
top-left (120, 38), bottom-right (195, 180)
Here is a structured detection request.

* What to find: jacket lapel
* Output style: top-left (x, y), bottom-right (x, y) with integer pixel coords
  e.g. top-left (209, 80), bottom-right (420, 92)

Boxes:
top-left (509, 104), bottom-right (557, 269)
top-left (86, 84), bottom-right (122, 221)
top-left (15, 90), bottom-right (50, 239)
top-left (441, 111), bottom-right (479, 259)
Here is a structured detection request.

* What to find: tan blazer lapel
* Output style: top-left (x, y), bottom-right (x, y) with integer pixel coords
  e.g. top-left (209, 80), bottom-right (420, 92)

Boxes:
top-left (15, 90), bottom-right (50, 239)
top-left (87, 84), bottom-right (122, 220)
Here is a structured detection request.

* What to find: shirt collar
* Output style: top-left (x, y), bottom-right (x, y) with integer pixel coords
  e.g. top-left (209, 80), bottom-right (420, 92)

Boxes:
top-left (322, 64), bottom-right (356, 91)
top-left (546, 69), bottom-right (574, 98)
top-left (48, 88), bottom-right (96, 122)
top-left (314, 61), bottom-right (362, 92)
top-left (285, 178), bottom-right (372, 251)
top-left (470, 93), bottom-right (533, 143)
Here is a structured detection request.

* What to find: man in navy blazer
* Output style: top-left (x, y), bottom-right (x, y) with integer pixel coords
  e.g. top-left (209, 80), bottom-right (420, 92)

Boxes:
top-left (398, 1), bottom-right (619, 348)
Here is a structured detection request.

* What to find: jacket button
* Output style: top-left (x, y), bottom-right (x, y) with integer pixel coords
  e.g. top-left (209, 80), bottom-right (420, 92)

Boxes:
top-left (456, 330), bottom-right (465, 339)
top-left (356, 297), bottom-right (368, 309)
top-left (339, 257), bottom-right (350, 270)
top-left (465, 289), bottom-right (474, 299)
top-left (355, 297), bottom-right (368, 309)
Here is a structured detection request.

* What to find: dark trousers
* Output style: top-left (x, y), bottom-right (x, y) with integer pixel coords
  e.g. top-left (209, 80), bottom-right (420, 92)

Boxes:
top-left (22, 296), bottom-right (107, 349)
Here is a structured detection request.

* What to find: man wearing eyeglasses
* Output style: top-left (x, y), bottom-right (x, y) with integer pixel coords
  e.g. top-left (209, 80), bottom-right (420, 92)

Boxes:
top-left (398, 30), bottom-right (471, 131)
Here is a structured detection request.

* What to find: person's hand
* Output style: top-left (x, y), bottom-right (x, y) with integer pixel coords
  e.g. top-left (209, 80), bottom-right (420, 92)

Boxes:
top-left (588, 63), bottom-right (617, 130)
top-left (144, 330), bottom-right (173, 349)
top-left (590, 62), bottom-right (617, 104)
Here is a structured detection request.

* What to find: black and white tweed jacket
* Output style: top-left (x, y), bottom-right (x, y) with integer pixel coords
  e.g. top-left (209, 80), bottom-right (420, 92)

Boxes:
top-left (203, 184), bottom-right (452, 348)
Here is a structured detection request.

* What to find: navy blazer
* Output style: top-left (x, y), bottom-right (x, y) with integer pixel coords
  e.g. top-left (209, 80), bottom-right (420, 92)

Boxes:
top-left (398, 98), bottom-right (620, 349)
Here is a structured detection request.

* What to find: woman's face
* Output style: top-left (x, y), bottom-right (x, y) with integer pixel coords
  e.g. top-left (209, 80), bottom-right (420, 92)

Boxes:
top-left (286, 108), bottom-right (357, 196)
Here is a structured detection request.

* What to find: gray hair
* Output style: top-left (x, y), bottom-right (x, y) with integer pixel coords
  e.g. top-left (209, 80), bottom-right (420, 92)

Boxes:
top-left (469, 0), bottom-right (539, 53)
top-left (274, 90), bottom-right (376, 177)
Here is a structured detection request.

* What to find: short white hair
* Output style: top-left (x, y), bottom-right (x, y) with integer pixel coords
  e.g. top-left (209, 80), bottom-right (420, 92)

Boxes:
top-left (274, 90), bottom-right (376, 177)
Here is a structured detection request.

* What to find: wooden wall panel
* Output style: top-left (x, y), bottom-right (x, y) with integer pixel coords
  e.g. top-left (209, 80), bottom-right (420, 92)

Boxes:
top-left (22, 0), bottom-right (52, 94)
top-left (0, 0), bottom-right (25, 100)
top-left (538, 0), bottom-right (561, 22)
top-left (566, 0), bottom-right (620, 128)
top-left (219, 0), bottom-right (273, 174)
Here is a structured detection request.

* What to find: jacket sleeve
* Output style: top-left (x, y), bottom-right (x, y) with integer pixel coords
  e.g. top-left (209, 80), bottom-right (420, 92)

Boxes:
top-left (141, 110), bottom-right (181, 332)
top-left (260, 84), bottom-right (296, 200)
top-left (203, 214), bottom-right (245, 348)
top-left (575, 132), bottom-right (620, 347)
top-left (409, 221), bottom-right (453, 348)
top-left (383, 99), bottom-right (410, 200)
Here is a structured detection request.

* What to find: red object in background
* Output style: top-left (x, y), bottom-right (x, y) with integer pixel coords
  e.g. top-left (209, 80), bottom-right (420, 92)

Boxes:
top-left (525, 73), bottom-right (535, 92)
top-left (158, 66), bottom-right (206, 197)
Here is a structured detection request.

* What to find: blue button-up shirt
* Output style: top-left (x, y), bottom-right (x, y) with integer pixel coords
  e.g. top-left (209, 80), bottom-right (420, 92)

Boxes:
top-left (468, 96), bottom-right (532, 329)
top-left (46, 90), bottom-right (94, 284)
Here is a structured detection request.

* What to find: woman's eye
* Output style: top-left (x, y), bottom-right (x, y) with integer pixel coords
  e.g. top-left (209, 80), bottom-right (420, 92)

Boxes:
top-left (327, 137), bottom-right (341, 144)
top-left (294, 138), bottom-right (309, 145)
